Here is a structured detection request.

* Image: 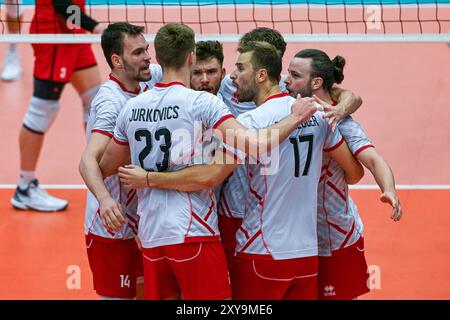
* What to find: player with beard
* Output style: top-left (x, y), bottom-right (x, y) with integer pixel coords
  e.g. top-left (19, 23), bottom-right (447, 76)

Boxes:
top-left (79, 22), bottom-right (162, 300)
top-left (284, 48), bottom-right (402, 300)
top-left (114, 41), bottom-right (364, 300)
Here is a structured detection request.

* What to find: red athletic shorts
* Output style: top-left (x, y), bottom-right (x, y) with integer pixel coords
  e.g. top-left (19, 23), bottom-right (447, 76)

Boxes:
top-left (232, 255), bottom-right (318, 300)
top-left (142, 241), bottom-right (231, 300)
top-left (318, 236), bottom-right (370, 300)
top-left (217, 214), bottom-right (242, 276)
top-left (32, 43), bottom-right (97, 83)
top-left (85, 233), bottom-right (143, 299)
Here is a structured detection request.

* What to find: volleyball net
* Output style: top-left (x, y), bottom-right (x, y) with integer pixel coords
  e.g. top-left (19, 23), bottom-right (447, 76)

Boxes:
top-left (0, 0), bottom-right (449, 42)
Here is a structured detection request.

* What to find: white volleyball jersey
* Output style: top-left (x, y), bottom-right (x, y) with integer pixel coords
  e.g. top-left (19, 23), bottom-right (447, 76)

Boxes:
top-left (113, 82), bottom-right (233, 249)
top-left (235, 93), bottom-right (343, 260)
top-left (317, 116), bottom-right (374, 256)
top-left (216, 74), bottom-right (287, 219)
top-left (84, 65), bottom-right (162, 240)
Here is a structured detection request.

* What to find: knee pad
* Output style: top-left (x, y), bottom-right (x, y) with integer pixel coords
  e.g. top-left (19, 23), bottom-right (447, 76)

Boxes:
top-left (23, 97), bottom-right (60, 134)
top-left (5, 0), bottom-right (23, 19)
top-left (80, 85), bottom-right (100, 123)
top-left (33, 78), bottom-right (65, 100)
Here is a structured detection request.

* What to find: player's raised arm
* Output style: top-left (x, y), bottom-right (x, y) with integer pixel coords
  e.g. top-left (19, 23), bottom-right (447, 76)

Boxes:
top-left (357, 148), bottom-right (402, 221)
top-left (325, 85), bottom-right (363, 128)
top-left (215, 97), bottom-right (316, 157)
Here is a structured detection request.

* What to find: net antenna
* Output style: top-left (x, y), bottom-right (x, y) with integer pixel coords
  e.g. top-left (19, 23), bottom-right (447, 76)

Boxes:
top-left (0, 0), bottom-right (449, 43)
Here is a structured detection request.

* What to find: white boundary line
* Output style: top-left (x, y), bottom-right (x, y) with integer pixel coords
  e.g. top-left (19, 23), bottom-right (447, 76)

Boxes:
top-left (0, 184), bottom-right (449, 190)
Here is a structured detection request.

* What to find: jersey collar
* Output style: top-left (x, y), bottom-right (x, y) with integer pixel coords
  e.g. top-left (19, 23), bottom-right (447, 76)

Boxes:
top-left (263, 92), bottom-right (290, 104)
top-left (154, 82), bottom-right (186, 88)
top-left (109, 74), bottom-right (141, 95)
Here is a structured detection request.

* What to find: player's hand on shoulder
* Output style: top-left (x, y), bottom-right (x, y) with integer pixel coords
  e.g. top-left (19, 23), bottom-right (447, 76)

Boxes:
top-left (119, 164), bottom-right (149, 189)
top-left (314, 94), bottom-right (343, 132)
top-left (291, 94), bottom-right (317, 123)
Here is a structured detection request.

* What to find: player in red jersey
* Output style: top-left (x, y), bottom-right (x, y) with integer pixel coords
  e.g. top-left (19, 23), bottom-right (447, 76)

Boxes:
top-left (11, 0), bottom-right (106, 212)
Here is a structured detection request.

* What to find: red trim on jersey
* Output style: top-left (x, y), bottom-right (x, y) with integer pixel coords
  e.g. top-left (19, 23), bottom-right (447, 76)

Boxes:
top-left (328, 221), bottom-right (348, 235)
top-left (204, 202), bottom-right (214, 222)
top-left (127, 189), bottom-right (136, 199)
top-left (154, 82), bottom-right (185, 88)
top-left (128, 222), bottom-right (138, 236)
top-left (220, 146), bottom-right (239, 161)
top-left (126, 213), bottom-right (138, 225)
top-left (113, 136), bottom-right (129, 146)
top-left (326, 181), bottom-right (346, 202)
top-left (143, 84), bottom-right (149, 92)
top-left (249, 187), bottom-right (263, 202)
top-left (109, 74), bottom-right (141, 95)
top-left (339, 221), bottom-right (356, 250)
top-left (185, 235), bottom-right (220, 243)
top-left (240, 229), bottom-right (262, 252)
top-left (263, 92), bottom-right (290, 104)
top-left (260, 169), bottom-right (272, 256)
top-left (322, 159), bottom-right (334, 253)
top-left (239, 225), bottom-right (251, 240)
top-left (192, 211), bottom-right (216, 235)
top-left (354, 144), bottom-right (375, 158)
top-left (213, 114), bottom-right (235, 129)
top-left (91, 129), bottom-right (113, 138)
top-left (126, 191), bottom-right (136, 207)
top-left (185, 193), bottom-right (194, 237)
top-left (323, 137), bottom-right (344, 152)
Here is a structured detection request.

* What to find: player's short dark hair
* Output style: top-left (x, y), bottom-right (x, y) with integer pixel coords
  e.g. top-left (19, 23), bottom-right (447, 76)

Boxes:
top-left (101, 22), bottom-right (145, 69)
top-left (239, 27), bottom-right (287, 58)
top-left (155, 23), bottom-right (195, 69)
top-left (196, 40), bottom-right (224, 66)
top-left (295, 48), bottom-right (346, 92)
top-left (238, 41), bottom-right (282, 84)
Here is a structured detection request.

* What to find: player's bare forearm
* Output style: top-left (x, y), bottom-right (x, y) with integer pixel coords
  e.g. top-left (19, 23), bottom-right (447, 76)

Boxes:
top-left (146, 163), bottom-right (235, 191)
top-left (79, 153), bottom-right (113, 202)
top-left (357, 147), bottom-right (402, 221)
top-left (217, 95), bottom-right (316, 156)
top-left (358, 148), bottom-right (396, 195)
top-left (79, 134), bottom-right (114, 202)
top-left (331, 86), bottom-right (362, 117)
top-left (99, 141), bottom-right (131, 178)
top-left (127, 150), bottom-right (238, 191)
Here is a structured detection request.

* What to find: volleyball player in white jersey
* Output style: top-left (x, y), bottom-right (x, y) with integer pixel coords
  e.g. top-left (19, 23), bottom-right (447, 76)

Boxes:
top-left (284, 48), bottom-right (402, 300)
top-left (98, 23), bottom-right (319, 300)
top-left (228, 41), bottom-right (366, 300)
top-left (216, 27), bottom-right (363, 281)
top-left (79, 23), bottom-right (162, 300)
top-left (117, 41), bottom-right (364, 300)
